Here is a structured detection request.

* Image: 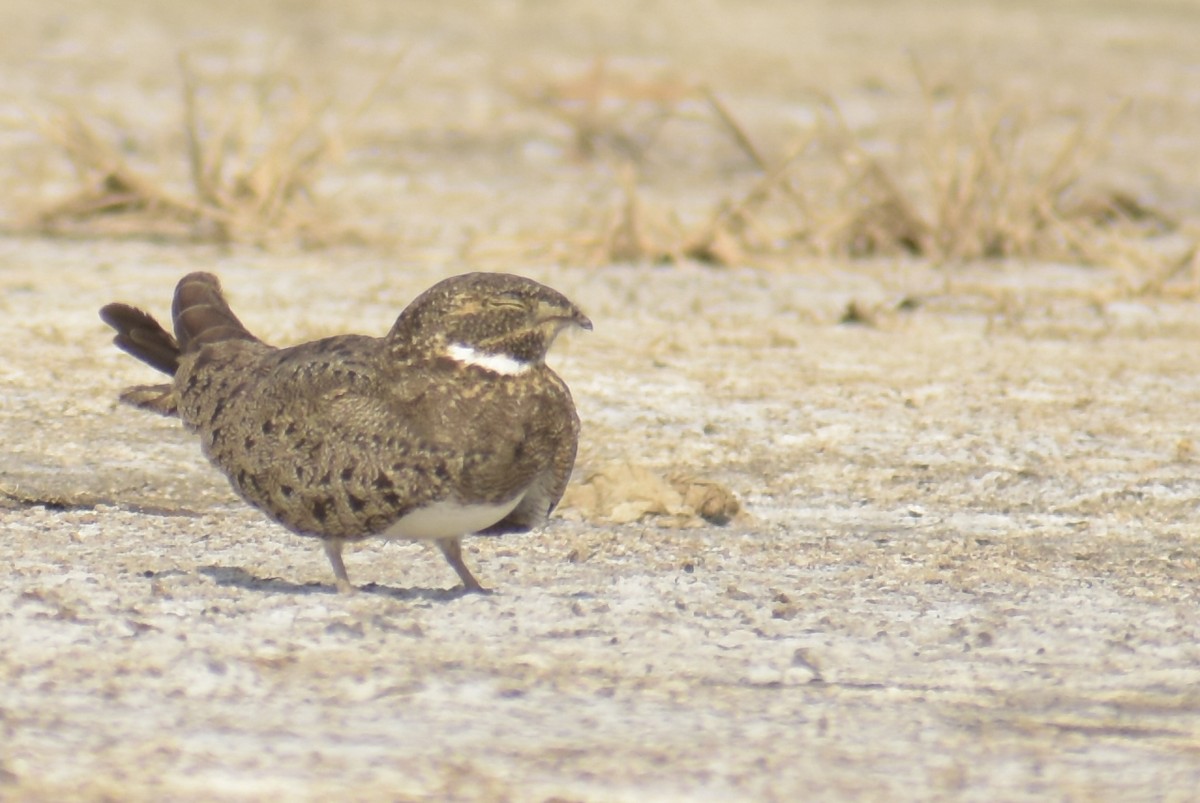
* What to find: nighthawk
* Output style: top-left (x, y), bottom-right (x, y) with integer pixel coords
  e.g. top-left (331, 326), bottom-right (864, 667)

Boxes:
top-left (100, 271), bottom-right (590, 593)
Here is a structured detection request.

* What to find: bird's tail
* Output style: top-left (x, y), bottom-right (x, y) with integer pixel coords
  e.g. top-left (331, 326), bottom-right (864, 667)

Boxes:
top-left (99, 302), bottom-right (181, 376)
top-left (170, 272), bottom-right (260, 354)
top-left (98, 303), bottom-right (180, 415)
top-left (100, 272), bottom-right (260, 416)
top-left (99, 272), bottom-right (259, 376)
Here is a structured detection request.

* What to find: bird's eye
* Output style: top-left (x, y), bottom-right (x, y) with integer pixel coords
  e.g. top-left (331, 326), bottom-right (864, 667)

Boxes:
top-left (484, 296), bottom-right (525, 311)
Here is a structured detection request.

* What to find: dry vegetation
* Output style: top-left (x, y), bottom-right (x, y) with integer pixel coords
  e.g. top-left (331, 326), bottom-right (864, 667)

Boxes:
top-left (536, 61), bottom-right (1192, 277)
top-left (14, 50), bottom-right (1197, 286)
top-left (23, 55), bottom-right (400, 246)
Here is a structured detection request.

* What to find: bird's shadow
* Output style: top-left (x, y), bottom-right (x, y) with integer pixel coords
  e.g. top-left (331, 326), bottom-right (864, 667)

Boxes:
top-left (195, 565), bottom-right (480, 601)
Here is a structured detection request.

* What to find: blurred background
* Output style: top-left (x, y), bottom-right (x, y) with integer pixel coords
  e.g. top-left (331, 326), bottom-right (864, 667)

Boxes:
top-left (1, 0), bottom-right (1195, 281)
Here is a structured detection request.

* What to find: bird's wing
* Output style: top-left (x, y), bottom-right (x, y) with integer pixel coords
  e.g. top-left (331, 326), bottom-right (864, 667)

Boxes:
top-left (479, 370), bottom-right (580, 533)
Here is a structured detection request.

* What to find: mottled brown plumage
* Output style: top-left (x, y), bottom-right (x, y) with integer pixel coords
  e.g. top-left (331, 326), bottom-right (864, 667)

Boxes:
top-left (101, 272), bottom-right (590, 593)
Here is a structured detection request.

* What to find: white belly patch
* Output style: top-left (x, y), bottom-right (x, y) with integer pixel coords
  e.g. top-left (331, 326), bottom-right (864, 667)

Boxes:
top-left (381, 495), bottom-right (524, 540)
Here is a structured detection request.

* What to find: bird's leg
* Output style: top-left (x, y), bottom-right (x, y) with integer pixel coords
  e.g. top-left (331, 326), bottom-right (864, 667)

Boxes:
top-left (323, 538), bottom-right (357, 594)
top-left (436, 537), bottom-right (488, 593)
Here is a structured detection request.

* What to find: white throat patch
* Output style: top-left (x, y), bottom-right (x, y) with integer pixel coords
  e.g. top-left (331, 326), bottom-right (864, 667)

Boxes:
top-left (446, 342), bottom-right (531, 376)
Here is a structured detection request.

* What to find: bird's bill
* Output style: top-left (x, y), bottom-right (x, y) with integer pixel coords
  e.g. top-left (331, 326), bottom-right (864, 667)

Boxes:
top-left (535, 301), bottom-right (592, 333)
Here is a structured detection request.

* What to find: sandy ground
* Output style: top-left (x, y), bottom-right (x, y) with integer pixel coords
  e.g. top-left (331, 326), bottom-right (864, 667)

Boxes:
top-left (2, 1), bottom-right (1200, 801)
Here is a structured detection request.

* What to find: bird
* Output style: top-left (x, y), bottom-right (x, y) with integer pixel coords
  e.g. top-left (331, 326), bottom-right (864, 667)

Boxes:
top-left (99, 271), bottom-right (590, 594)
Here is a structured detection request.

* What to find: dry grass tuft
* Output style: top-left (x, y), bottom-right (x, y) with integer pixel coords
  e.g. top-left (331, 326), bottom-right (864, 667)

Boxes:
top-left (507, 57), bottom-right (701, 162)
top-left (28, 110), bottom-right (209, 240)
top-left (814, 77), bottom-right (1163, 265)
top-left (560, 62), bottom-right (1187, 274)
top-left (563, 82), bottom-right (809, 266)
top-left (25, 54), bottom-right (396, 245)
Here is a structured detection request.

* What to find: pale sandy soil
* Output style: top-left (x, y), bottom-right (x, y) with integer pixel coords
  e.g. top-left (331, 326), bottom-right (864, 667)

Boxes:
top-left (2, 2), bottom-right (1200, 801)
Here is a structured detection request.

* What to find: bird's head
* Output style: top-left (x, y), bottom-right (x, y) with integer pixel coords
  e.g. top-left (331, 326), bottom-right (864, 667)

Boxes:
top-left (389, 273), bottom-right (591, 373)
